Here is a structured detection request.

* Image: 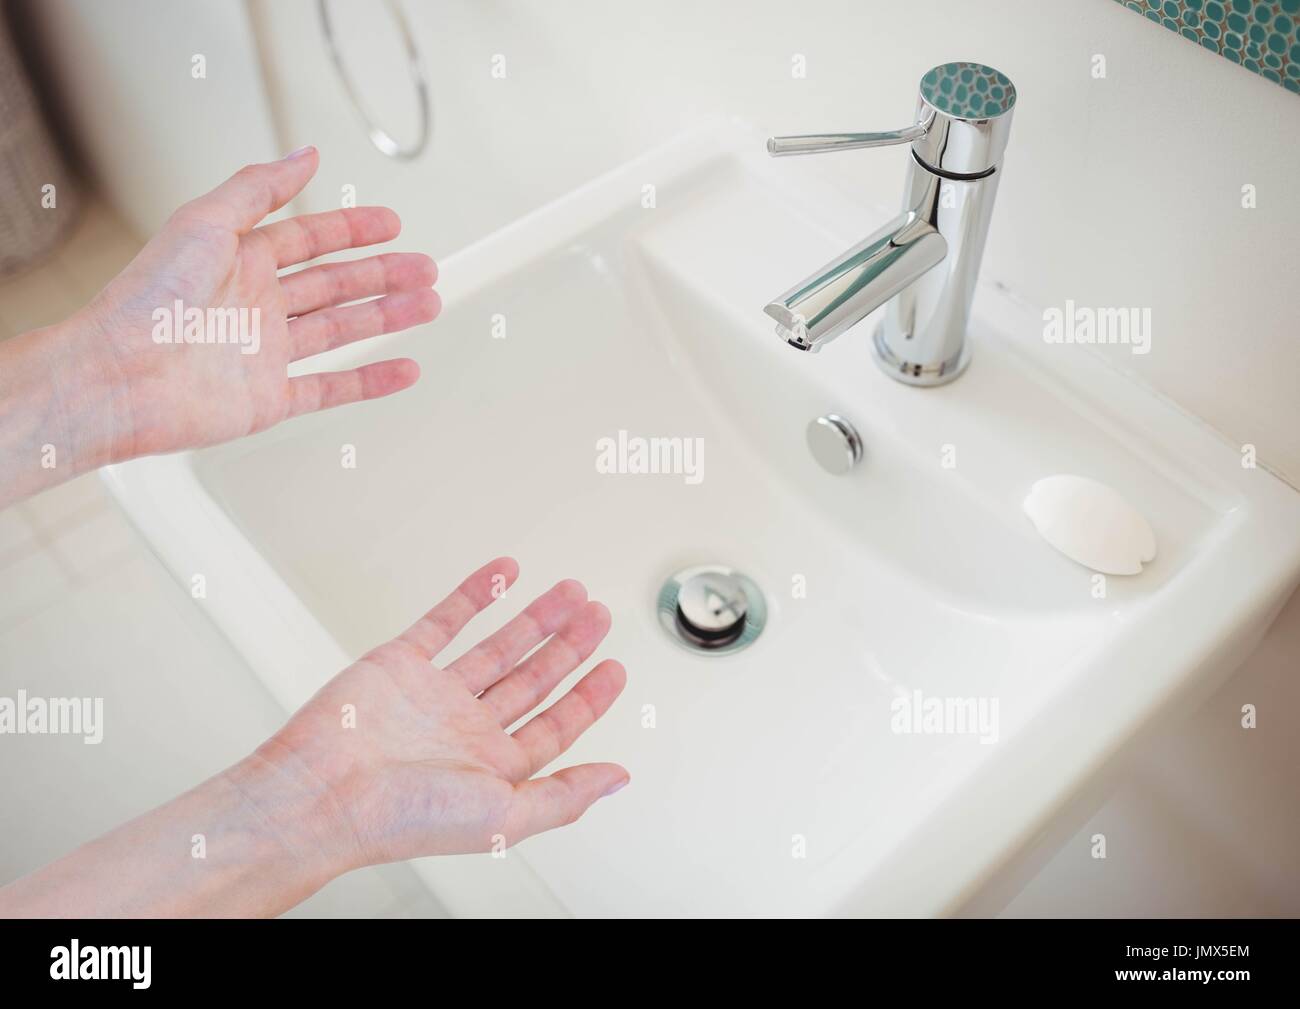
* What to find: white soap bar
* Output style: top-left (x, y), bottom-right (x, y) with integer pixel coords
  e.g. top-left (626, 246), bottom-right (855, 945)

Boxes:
top-left (1023, 475), bottom-right (1156, 576)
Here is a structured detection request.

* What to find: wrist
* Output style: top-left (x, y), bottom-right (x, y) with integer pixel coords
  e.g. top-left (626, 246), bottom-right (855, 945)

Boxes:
top-left (220, 744), bottom-right (364, 904)
top-left (0, 308), bottom-right (135, 506)
top-left (53, 303), bottom-right (137, 466)
top-left (0, 751), bottom-right (350, 918)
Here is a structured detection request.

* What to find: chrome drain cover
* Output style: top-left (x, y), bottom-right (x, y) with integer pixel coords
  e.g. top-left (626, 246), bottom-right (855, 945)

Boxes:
top-left (657, 565), bottom-right (766, 655)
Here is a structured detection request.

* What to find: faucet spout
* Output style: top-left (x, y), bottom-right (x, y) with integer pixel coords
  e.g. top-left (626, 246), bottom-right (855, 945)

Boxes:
top-left (764, 208), bottom-right (946, 353)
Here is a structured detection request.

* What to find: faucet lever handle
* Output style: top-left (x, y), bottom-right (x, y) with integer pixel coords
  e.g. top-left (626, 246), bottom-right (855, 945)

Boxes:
top-left (765, 123), bottom-right (928, 157)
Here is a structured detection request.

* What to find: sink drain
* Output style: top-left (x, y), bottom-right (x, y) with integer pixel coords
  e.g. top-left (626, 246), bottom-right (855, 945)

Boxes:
top-left (657, 565), bottom-right (766, 655)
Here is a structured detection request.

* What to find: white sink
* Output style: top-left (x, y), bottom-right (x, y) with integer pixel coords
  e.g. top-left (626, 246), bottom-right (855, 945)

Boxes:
top-left (104, 126), bottom-right (1300, 917)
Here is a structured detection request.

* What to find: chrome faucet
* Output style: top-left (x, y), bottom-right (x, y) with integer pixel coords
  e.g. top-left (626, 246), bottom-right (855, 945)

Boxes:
top-left (764, 62), bottom-right (1016, 386)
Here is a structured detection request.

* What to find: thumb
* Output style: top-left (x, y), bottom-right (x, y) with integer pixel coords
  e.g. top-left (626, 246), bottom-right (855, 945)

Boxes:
top-left (177, 145), bottom-right (319, 234)
top-left (501, 763), bottom-right (630, 846)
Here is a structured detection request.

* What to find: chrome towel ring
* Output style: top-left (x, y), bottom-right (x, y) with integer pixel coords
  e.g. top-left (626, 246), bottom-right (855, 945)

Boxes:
top-left (317, 0), bottom-right (431, 160)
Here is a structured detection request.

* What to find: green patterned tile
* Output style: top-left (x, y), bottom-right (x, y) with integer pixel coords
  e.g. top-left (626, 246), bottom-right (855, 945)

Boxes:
top-left (1117, 0), bottom-right (1300, 93)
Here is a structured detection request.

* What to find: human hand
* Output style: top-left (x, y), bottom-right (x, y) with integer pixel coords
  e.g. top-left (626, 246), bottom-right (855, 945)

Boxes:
top-left (0, 146), bottom-right (437, 506)
top-left (82, 145), bottom-right (438, 460)
top-left (0, 557), bottom-right (627, 917)
top-left (238, 556), bottom-right (629, 877)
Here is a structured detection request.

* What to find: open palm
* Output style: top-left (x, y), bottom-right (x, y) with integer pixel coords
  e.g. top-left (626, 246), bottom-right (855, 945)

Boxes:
top-left (256, 557), bottom-right (628, 868)
top-left (85, 146), bottom-right (438, 459)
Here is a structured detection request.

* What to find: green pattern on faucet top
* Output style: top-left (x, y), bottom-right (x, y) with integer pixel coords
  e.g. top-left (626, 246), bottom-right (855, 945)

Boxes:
top-left (1116, 0), bottom-right (1300, 93)
top-left (920, 62), bottom-right (1016, 119)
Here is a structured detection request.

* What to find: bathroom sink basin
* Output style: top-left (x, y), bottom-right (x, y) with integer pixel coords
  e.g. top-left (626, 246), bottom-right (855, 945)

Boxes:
top-left (104, 127), bottom-right (1300, 917)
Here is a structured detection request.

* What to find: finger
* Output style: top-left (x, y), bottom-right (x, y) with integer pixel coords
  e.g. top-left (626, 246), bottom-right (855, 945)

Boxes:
top-left (281, 252), bottom-right (437, 318)
top-left (448, 579), bottom-right (588, 694)
top-left (287, 358), bottom-right (420, 418)
top-left (501, 763), bottom-right (629, 844)
top-left (479, 601), bottom-right (611, 726)
top-left (258, 206), bottom-right (401, 269)
top-left (176, 146), bottom-right (319, 234)
top-left (397, 557), bottom-right (520, 661)
top-left (512, 659), bottom-right (627, 775)
top-left (288, 287), bottom-right (440, 361)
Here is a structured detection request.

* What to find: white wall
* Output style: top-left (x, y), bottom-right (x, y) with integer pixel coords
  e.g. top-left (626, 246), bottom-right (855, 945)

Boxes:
top-left (15, 0), bottom-right (281, 237)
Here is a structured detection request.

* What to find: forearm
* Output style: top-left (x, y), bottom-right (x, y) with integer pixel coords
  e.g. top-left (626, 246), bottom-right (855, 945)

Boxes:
top-left (0, 312), bottom-right (132, 509)
top-left (0, 752), bottom-right (349, 918)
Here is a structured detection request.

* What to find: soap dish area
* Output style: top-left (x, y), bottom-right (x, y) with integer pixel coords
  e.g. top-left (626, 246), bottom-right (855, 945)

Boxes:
top-left (1023, 475), bottom-right (1157, 576)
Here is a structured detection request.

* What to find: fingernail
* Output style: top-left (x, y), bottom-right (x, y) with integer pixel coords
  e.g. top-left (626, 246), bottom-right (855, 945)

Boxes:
top-left (283, 145), bottom-right (315, 160)
top-left (602, 777), bottom-right (629, 798)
